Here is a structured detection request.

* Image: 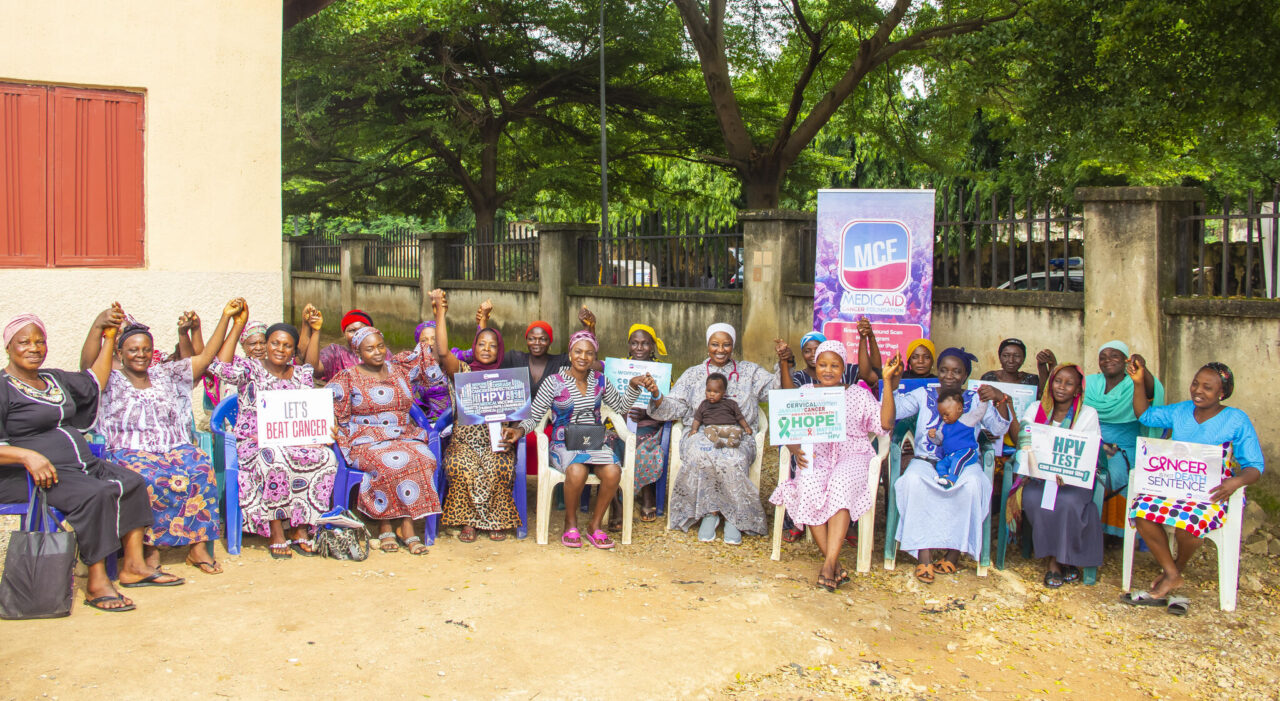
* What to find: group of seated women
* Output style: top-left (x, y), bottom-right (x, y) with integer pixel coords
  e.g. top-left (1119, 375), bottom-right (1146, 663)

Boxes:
top-left (0, 296), bottom-right (1263, 613)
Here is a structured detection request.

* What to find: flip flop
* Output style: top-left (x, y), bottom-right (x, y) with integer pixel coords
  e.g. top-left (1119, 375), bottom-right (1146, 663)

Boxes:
top-left (458, 526), bottom-right (478, 543)
top-left (290, 539), bottom-right (320, 557)
top-left (1061, 565), bottom-right (1081, 583)
top-left (585, 529), bottom-right (616, 550)
top-left (639, 507), bottom-right (658, 523)
top-left (83, 595), bottom-right (135, 612)
top-left (782, 527), bottom-right (803, 544)
top-left (488, 530), bottom-right (508, 541)
top-left (1166, 597), bottom-right (1190, 616)
top-left (188, 559), bottom-right (222, 575)
top-left (838, 569), bottom-right (850, 585)
top-left (816, 575), bottom-right (837, 592)
top-left (1044, 570), bottom-right (1064, 588)
top-left (120, 570), bottom-right (185, 588)
top-left (1120, 590), bottom-right (1168, 607)
top-left (268, 542), bottom-right (292, 560)
top-left (561, 528), bottom-right (582, 548)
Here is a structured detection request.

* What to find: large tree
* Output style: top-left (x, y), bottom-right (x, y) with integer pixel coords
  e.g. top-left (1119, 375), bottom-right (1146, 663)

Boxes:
top-left (671, 0), bottom-right (1020, 208)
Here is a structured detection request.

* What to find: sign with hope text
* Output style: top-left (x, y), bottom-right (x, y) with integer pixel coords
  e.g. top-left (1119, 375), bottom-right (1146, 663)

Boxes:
top-left (1132, 436), bottom-right (1225, 502)
top-left (454, 367), bottom-right (533, 426)
top-left (603, 358), bottom-right (672, 409)
top-left (768, 386), bottom-right (847, 446)
top-left (257, 389), bottom-right (335, 449)
top-left (967, 380), bottom-right (1038, 424)
top-left (1017, 423), bottom-right (1102, 488)
top-left (813, 190), bottom-right (935, 361)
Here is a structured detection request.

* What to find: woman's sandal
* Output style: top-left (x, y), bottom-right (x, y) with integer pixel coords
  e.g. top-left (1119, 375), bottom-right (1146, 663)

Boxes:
top-left (782, 527), bottom-right (803, 544)
top-left (398, 535), bottom-right (428, 555)
top-left (639, 506), bottom-right (658, 523)
top-left (934, 560), bottom-right (958, 575)
top-left (1044, 570), bottom-right (1065, 588)
top-left (83, 595), bottom-right (135, 612)
top-left (458, 526), bottom-right (478, 543)
top-left (290, 539), bottom-right (320, 557)
top-left (915, 563), bottom-right (935, 584)
top-left (838, 569), bottom-right (850, 585)
top-left (1120, 590), bottom-right (1168, 607)
top-left (1166, 596), bottom-right (1190, 616)
top-left (561, 528), bottom-right (582, 548)
top-left (120, 570), bottom-right (185, 588)
top-left (816, 575), bottom-right (838, 592)
top-left (187, 558), bottom-right (223, 575)
top-left (1061, 565), bottom-right (1081, 584)
top-left (268, 542), bottom-right (292, 560)
top-left (376, 533), bottom-right (399, 553)
top-left (585, 529), bottom-right (616, 550)
top-left (488, 530), bottom-right (508, 542)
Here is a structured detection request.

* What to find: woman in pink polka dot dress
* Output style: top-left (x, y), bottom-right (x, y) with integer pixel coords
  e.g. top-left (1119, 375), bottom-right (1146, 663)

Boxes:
top-left (770, 340), bottom-right (891, 591)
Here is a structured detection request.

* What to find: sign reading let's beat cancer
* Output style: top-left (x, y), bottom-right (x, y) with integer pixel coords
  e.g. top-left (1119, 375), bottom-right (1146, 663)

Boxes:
top-left (814, 190), bottom-right (935, 360)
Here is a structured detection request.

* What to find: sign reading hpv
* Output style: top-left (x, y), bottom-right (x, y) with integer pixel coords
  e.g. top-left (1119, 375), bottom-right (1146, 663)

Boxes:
top-left (257, 389), bottom-right (335, 448)
top-left (1132, 436), bottom-right (1225, 503)
top-left (1017, 423), bottom-right (1102, 489)
top-left (454, 367), bottom-right (532, 426)
top-left (814, 190), bottom-right (935, 361)
top-left (768, 386), bottom-right (847, 446)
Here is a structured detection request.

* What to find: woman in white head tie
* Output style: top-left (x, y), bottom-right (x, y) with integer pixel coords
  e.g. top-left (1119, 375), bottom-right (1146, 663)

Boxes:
top-left (642, 323), bottom-right (778, 544)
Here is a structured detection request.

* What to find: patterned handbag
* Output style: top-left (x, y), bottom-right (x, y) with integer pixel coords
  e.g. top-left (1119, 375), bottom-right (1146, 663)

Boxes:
top-left (314, 510), bottom-right (371, 561)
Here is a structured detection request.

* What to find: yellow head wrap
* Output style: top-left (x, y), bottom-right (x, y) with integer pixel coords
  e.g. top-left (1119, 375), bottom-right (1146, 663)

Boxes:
top-left (627, 323), bottom-right (667, 357)
top-left (904, 338), bottom-right (936, 363)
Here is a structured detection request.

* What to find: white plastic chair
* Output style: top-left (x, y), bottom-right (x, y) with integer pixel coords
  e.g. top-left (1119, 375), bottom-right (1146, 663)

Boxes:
top-left (1121, 468), bottom-right (1245, 611)
top-left (534, 407), bottom-right (636, 545)
top-left (770, 435), bottom-right (889, 573)
top-left (665, 410), bottom-right (768, 529)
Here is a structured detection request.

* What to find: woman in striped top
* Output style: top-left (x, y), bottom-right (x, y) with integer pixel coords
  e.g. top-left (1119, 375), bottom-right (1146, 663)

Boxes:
top-left (505, 329), bottom-right (644, 549)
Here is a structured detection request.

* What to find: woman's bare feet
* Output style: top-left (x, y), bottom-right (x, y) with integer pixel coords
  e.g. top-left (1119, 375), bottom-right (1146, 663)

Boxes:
top-left (1150, 570), bottom-right (1184, 599)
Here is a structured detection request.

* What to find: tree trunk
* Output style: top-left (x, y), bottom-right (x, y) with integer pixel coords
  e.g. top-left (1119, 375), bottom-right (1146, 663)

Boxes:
top-left (473, 204), bottom-right (499, 280)
top-left (741, 157), bottom-right (784, 209)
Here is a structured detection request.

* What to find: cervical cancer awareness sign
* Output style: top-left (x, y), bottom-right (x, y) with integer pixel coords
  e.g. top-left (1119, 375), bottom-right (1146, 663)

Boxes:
top-left (1133, 436), bottom-right (1225, 502)
top-left (813, 190), bottom-right (935, 360)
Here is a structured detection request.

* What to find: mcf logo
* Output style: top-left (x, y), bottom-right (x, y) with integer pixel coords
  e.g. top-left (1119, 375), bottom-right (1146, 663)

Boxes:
top-left (840, 220), bottom-right (911, 291)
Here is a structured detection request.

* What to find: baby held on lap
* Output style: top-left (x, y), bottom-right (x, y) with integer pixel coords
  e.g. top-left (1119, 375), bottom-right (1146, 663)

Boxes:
top-left (691, 372), bottom-right (753, 449)
top-left (926, 387), bottom-right (987, 488)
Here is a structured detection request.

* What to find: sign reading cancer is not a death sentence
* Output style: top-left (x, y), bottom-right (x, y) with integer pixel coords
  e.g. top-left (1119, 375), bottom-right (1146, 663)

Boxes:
top-left (1017, 423), bottom-right (1102, 489)
top-left (768, 386), bottom-right (847, 446)
top-left (1132, 436), bottom-right (1225, 503)
top-left (257, 389), bottom-right (335, 448)
top-left (603, 358), bottom-right (672, 408)
top-left (453, 367), bottom-right (533, 426)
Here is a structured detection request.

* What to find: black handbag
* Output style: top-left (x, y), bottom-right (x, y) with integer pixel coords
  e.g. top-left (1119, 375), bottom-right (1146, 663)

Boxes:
top-left (0, 488), bottom-right (77, 620)
top-left (564, 424), bottom-right (607, 451)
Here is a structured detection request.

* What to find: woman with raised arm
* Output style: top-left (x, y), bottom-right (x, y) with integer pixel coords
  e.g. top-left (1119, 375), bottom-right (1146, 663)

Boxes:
top-left (210, 301), bottom-right (336, 559)
top-left (430, 290), bottom-right (522, 542)
top-left (316, 308), bottom-right (374, 383)
top-left (620, 323), bottom-right (669, 524)
top-left (646, 323), bottom-right (779, 545)
top-left (1122, 359), bottom-right (1262, 611)
top-left (0, 309), bottom-right (180, 612)
top-left (90, 300), bottom-right (239, 574)
top-left (330, 326), bottom-right (442, 555)
top-left (503, 329), bottom-right (644, 549)
top-left (880, 347), bottom-right (1012, 584)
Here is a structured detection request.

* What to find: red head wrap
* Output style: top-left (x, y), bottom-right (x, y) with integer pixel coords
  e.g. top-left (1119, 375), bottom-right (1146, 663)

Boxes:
top-left (340, 309), bottom-right (373, 331)
top-left (525, 320), bottom-right (553, 344)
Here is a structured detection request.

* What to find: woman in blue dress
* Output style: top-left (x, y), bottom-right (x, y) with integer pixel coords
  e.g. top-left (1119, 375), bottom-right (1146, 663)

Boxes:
top-left (1123, 359), bottom-right (1263, 604)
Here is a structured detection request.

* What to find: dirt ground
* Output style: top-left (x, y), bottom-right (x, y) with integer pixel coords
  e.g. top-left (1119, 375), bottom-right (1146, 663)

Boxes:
top-left (3, 451), bottom-right (1279, 700)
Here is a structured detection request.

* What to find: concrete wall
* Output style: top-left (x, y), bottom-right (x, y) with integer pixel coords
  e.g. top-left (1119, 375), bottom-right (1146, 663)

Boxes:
top-left (1, 0), bottom-right (282, 367)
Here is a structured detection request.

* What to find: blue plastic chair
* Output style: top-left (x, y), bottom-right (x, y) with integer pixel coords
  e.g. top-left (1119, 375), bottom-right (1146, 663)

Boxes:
top-left (995, 444), bottom-right (1107, 585)
top-left (209, 396), bottom-right (244, 554)
top-left (331, 405), bottom-right (446, 545)
top-left (883, 419), bottom-right (996, 575)
top-left (431, 407), bottom-right (529, 539)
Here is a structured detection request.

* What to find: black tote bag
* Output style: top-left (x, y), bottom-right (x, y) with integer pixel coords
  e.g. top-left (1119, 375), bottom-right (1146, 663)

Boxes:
top-left (0, 488), bottom-right (78, 620)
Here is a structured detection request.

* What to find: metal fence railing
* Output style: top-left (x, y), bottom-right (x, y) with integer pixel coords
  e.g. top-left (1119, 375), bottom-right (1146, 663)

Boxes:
top-left (364, 227), bottom-right (420, 279)
top-left (797, 223), bottom-right (817, 284)
top-left (935, 187), bottom-right (1084, 292)
top-left (577, 211), bottom-right (743, 290)
top-left (1176, 189), bottom-right (1280, 298)
top-left (445, 220), bottom-right (539, 282)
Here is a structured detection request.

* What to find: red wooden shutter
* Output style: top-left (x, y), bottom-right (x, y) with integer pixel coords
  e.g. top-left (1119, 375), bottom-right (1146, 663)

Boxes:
top-left (50, 87), bottom-right (144, 267)
top-left (0, 84), bottom-right (48, 267)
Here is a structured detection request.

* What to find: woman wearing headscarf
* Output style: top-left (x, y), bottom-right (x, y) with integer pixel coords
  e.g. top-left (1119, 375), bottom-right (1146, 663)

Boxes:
top-left (1006, 363), bottom-right (1104, 587)
top-left (644, 323), bottom-right (779, 544)
top-left (316, 309), bottom-right (374, 383)
top-left (210, 301), bottom-right (337, 558)
top-left (429, 290), bottom-right (523, 542)
top-left (786, 317), bottom-right (882, 389)
top-left (1122, 360), bottom-right (1263, 609)
top-left (622, 323), bottom-right (669, 523)
top-left (881, 347), bottom-right (1012, 583)
top-left (0, 310), bottom-right (176, 612)
top-left (979, 338), bottom-right (1039, 389)
top-left (504, 329), bottom-right (644, 549)
top-left (330, 327), bottom-right (442, 555)
top-left (902, 338), bottom-right (938, 380)
top-left (399, 319), bottom-right (453, 425)
top-left (1040, 341), bottom-right (1165, 536)
top-left (90, 300), bottom-right (240, 575)
top-left (770, 340), bottom-right (891, 590)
